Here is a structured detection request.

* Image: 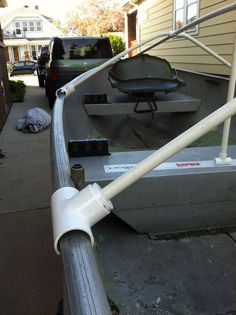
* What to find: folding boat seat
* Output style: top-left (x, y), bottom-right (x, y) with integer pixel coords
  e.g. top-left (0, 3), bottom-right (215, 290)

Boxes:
top-left (108, 54), bottom-right (185, 112)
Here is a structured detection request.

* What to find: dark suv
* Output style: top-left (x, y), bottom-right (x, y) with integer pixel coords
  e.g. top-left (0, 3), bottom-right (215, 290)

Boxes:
top-left (45, 36), bottom-right (113, 108)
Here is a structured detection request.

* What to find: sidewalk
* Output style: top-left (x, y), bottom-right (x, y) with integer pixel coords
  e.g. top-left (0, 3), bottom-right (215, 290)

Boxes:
top-left (0, 75), bottom-right (62, 315)
top-left (0, 75), bottom-right (52, 213)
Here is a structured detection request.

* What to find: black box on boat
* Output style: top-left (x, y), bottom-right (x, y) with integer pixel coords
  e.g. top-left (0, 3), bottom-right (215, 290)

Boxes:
top-left (68, 139), bottom-right (110, 157)
top-left (84, 93), bottom-right (108, 104)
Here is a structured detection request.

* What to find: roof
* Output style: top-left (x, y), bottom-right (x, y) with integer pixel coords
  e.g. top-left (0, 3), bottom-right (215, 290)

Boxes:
top-left (0, 6), bottom-right (54, 29)
top-left (3, 38), bottom-right (29, 45)
top-left (4, 38), bottom-right (50, 46)
top-left (119, 0), bottom-right (139, 12)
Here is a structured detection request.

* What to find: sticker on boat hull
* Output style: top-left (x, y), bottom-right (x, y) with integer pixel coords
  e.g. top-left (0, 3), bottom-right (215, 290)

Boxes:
top-left (104, 160), bottom-right (235, 173)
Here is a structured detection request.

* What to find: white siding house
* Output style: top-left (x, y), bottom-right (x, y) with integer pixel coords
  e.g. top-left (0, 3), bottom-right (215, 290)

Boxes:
top-left (120, 0), bottom-right (236, 76)
top-left (0, 5), bottom-right (60, 62)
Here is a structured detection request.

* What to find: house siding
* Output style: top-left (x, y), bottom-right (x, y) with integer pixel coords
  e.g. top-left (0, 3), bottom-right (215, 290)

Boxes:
top-left (138, 0), bottom-right (236, 75)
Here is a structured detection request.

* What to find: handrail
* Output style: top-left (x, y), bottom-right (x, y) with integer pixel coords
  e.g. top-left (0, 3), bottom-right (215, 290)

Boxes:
top-left (51, 3), bottom-right (236, 315)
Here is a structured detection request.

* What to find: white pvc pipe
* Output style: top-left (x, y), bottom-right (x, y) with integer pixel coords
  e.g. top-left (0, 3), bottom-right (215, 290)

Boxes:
top-left (102, 98), bottom-right (236, 201)
top-left (218, 35), bottom-right (236, 162)
top-left (178, 33), bottom-right (231, 68)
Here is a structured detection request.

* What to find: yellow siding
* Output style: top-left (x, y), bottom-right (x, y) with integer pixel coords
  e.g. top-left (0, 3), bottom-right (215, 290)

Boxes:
top-left (138, 0), bottom-right (236, 75)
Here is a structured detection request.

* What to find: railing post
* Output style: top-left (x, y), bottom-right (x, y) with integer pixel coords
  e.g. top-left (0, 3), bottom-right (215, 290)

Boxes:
top-left (216, 34), bottom-right (236, 164)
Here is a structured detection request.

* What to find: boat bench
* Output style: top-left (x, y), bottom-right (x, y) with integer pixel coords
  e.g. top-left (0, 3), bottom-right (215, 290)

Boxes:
top-left (84, 92), bottom-right (201, 116)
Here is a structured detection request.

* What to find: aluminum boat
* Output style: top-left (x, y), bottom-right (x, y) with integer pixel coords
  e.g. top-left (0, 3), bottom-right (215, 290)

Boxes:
top-left (50, 3), bottom-right (236, 314)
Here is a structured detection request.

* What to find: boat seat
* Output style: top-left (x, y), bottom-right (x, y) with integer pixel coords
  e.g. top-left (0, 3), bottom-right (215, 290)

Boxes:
top-left (108, 54), bottom-right (185, 97)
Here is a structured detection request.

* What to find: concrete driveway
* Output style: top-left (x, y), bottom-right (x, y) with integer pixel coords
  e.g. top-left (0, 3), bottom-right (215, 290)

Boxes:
top-left (0, 75), bottom-right (62, 315)
top-left (10, 73), bottom-right (39, 86)
top-left (1, 74), bottom-right (51, 213)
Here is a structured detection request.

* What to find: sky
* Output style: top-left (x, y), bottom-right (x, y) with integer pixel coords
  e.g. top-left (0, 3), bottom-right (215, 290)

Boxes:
top-left (3, 0), bottom-right (81, 20)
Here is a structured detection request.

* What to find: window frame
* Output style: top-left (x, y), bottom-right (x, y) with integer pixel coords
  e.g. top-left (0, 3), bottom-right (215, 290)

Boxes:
top-left (14, 21), bottom-right (21, 35)
top-left (36, 21), bottom-right (42, 31)
top-left (22, 21), bottom-right (28, 31)
top-left (173, 0), bottom-right (199, 35)
top-left (13, 20), bottom-right (43, 34)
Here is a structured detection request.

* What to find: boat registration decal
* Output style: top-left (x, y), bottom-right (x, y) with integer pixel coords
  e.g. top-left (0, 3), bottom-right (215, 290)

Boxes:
top-left (104, 160), bottom-right (235, 173)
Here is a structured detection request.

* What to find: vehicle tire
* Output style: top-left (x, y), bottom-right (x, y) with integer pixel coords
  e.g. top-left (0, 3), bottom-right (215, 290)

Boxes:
top-left (45, 80), bottom-right (49, 96)
top-left (48, 91), bottom-right (56, 109)
top-left (38, 74), bottom-right (45, 87)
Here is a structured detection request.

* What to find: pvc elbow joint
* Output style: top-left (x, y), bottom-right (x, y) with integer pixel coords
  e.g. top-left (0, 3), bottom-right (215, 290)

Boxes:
top-left (56, 84), bottom-right (75, 98)
top-left (51, 183), bottom-right (113, 254)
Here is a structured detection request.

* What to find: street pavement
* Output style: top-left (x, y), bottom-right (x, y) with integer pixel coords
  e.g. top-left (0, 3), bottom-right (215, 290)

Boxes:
top-left (0, 75), bottom-right (62, 315)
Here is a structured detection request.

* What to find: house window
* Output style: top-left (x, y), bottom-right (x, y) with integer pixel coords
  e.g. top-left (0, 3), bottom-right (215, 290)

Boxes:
top-left (174, 0), bottom-right (199, 34)
top-left (36, 21), bottom-right (42, 31)
top-left (22, 22), bottom-right (28, 31)
top-left (14, 21), bottom-right (21, 35)
top-left (14, 20), bottom-right (43, 34)
top-left (31, 45), bottom-right (37, 58)
top-left (29, 22), bottom-right (35, 31)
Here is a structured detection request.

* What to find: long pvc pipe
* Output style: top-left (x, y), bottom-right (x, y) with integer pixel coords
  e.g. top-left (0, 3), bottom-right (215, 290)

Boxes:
top-left (177, 33), bottom-right (231, 68)
top-left (175, 33), bottom-right (233, 163)
top-left (218, 35), bottom-right (236, 161)
top-left (102, 97), bottom-right (236, 201)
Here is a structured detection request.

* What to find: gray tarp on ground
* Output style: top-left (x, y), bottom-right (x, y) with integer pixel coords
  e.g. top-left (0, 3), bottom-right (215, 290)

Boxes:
top-left (16, 107), bottom-right (51, 133)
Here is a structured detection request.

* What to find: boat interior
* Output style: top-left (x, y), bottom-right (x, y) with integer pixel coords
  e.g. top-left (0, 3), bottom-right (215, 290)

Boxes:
top-left (51, 3), bottom-right (236, 314)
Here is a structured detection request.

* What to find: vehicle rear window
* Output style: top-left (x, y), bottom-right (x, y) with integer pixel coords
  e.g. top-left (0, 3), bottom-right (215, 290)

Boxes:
top-left (52, 38), bottom-right (112, 60)
top-left (25, 61), bottom-right (35, 66)
top-left (14, 62), bottom-right (25, 67)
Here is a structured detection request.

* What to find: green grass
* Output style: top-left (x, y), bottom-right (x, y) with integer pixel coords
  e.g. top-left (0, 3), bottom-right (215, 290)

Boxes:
top-left (85, 128), bottom-right (236, 153)
top-left (191, 130), bottom-right (236, 147)
top-left (9, 80), bottom-right (26, 102)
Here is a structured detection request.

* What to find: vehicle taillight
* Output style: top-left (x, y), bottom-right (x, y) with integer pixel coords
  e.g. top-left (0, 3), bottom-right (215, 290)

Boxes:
top-left (50, 68), bottom-right (59, 81)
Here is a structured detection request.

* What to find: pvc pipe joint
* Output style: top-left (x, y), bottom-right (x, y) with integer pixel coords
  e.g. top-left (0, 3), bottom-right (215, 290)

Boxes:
top-left (51, 183), bottom-right (113, 254)
top-left (56, 84), bottom-right (75, 98)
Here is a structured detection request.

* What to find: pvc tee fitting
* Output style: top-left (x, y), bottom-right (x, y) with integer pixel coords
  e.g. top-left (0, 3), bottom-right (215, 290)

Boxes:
top-left (51, 183), bottom-right (113, 254)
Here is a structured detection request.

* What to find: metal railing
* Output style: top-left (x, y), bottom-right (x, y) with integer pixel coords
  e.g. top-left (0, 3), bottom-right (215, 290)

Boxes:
top-left (51, 2), bottom-right (236, 314)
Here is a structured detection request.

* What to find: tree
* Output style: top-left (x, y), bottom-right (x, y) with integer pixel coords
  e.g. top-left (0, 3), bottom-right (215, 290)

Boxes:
top-left (53, 20), bottom-right (67, 36)
top-left (102, 33), bottom-right (125, 56)
top-left (64, 0), bottom-right (124, 36)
